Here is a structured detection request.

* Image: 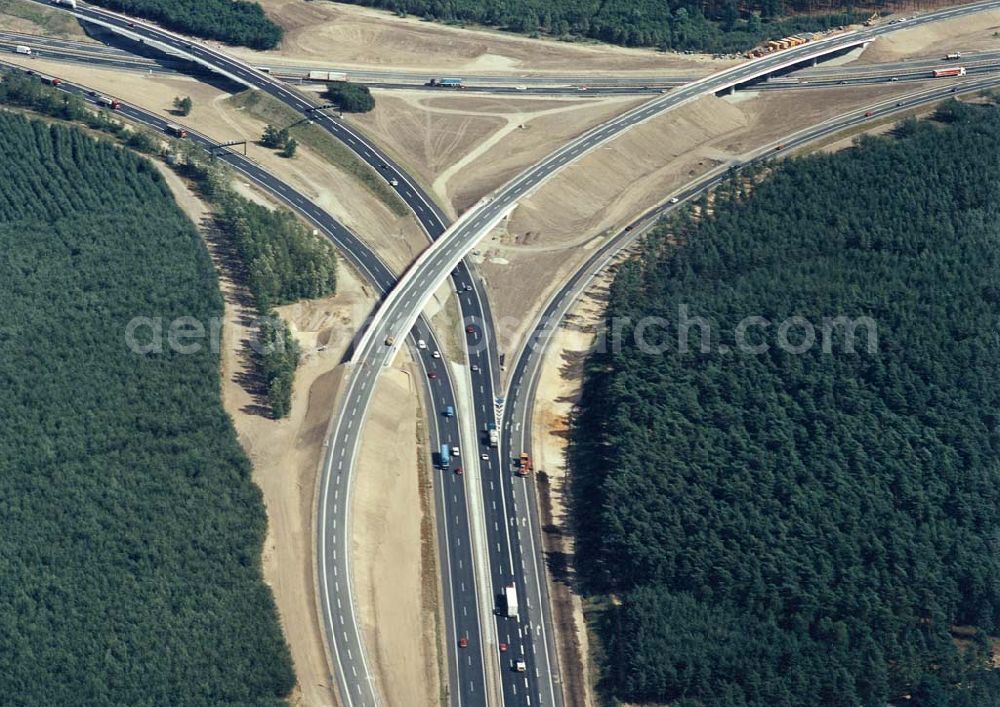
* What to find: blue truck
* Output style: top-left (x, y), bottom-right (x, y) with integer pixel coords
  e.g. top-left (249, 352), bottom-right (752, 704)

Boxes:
top-left (439, 444), bottom-right (450, 470)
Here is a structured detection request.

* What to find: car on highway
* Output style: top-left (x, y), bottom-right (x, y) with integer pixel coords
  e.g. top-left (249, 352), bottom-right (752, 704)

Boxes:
top-left (384, 335), bottom-right (395, 346)
top-left (432, 350), bottom-right (441, 359)
top-left (499, 642), bottom-right (508, 652)
top-left (465, 325), bottom-right (478, 334)
top-left (458, 637), bottom-right (469, 648)
top-left (455, 466), bottom-right (463, 475)
top-left (514, 659), bottom-right (527, 672)
top-left (463, 284), bottom-right (473, 291)
top-left (471, 364), bottom-right (480, 372)
top-left (389, 177), bottom-right (399, 187)
top-left (670, 197), bottom-right (680, 204)
top-left (428, 372), bottom-right (438, 380)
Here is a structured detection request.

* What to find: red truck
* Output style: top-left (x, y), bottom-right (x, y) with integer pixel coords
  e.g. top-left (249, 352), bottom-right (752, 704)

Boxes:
top-left (933, 67), bottom-right (966, 78)
top-left (97, 96), bottom-right (121, 110)
top-left (165, 123), bottom-right (188, 138)
top-left (517, 452), bottom-right (532, 477)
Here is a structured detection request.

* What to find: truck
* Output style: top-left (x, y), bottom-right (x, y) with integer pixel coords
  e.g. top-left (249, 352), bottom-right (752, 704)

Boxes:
top-left (486, 422), bottom-right (498, 448)
top-left (15, 45), bottom-right (32, 56)
top-left (945, 52), bottom-right (962, 60)
top-left (306, 70), bottom-right (348, 82)
top-left (425, 77), bottom-right (464, 88)
top-left (96, 96), bottom-right (121, 110)
top-left (439, 444), bottom-right (450, 470)
top-left (39, 75), bottom-right (61, 86)
top-left (444, 405), bottom-right (454, 418)
top-left (51, 0), bottom-right (78, 8)
top-left (517, 452), bottom-right (532, 476)
top-left (503, 584), bottom-right (519, 619)
top-left (933, 67), bottom-right (966, 78)
top-left (514, 659), bottom-right (527, 672)
top-left (165, 123), bottom-right (188, 138)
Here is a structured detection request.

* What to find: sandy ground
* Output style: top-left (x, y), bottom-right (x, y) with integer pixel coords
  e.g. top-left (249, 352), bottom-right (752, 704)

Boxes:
top-left (234, 0), bottom-right (728, 77)
top-left (153, 159), bottom-right (380, 706)
top-left (352, 364), bottom-right (440, 707)
top-left (1, 55), bottom-right (428, 276)
top-left (471, 81), bottom-right (925, 369)
top-left (0, 0), bottom-right (92, 40)
top-left (530, 269), bottom-right (618, 707)
top-left (349, 90), bottom-right (648, 214)
top-left (856, 9), bottom-right (1000, 64)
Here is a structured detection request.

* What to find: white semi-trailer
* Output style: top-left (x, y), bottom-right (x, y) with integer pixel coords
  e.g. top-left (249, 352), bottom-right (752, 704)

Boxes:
top-left (52, 0), bottom-right (78, 9)
top-left (504, 584), bottom-right (518, 619)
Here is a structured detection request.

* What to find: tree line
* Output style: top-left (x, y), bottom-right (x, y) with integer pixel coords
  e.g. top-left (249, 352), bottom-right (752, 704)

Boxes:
top-left (571, 102), bottom-right (1000, 706)
top-left (0, 110), bottom-right (295, 705)
top-left (342, 0), bottom-right (869, 53)
top-left (0, 67), bottom-right (338, 416)
top-left (86, 0), bottom-right (282, 50)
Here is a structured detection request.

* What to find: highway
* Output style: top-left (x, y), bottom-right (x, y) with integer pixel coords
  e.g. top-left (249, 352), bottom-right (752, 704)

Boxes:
top-left (498, 78), bottom-right (1000, 705)
top-left (0, 55), bottom-right (491, 707)
top-left (6, 27), bottom-right (1000, 94)
top-left (18, 0), bottom-right (1000, 705)
top-left (21, 1), bottom-right (559, 703)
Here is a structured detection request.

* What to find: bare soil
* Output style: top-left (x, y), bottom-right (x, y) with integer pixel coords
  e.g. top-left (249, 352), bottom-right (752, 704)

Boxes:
top-left (476, 82), bottom-right (921, 365)
top-left (0, 0), bottom-right (92, 39)
top-left (154, 161), bottom-right (380, 706)
top-left (856, 9), bottom-right (1000, 63)
top-left (0, 56), bottom-right (428, 276)
top-left (238, 0), bottom-right (728, 76)
top-left (531, 270), bottom-right (619, 707)
top-left (348, 89), bottom-right (648, 215)
top-left (352, 364), bottom-right (440, 707)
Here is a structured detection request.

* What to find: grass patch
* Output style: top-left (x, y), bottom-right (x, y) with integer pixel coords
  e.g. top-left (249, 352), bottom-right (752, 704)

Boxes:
top-left (227, 88), bottom-right (409, 217)
top-left (0, 0), bottom-right (88, 37)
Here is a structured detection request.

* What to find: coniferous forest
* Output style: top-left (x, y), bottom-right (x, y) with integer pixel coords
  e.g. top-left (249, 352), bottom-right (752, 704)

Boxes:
top-left (86, 0), bottom-right (282, 49)
top-left (0, 112), bottom-right (294, 704)
top-left (345, 0), bottom-right (867, 53)
top-left (572, 102), bottom-right (1000, 706)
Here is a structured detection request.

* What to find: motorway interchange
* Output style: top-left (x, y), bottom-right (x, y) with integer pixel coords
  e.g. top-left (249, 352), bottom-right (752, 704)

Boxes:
top-left (11, 0), bottom-right (1000, 704)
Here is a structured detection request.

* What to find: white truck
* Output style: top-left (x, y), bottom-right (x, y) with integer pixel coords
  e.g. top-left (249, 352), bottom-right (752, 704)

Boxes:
top-left (52, 0), bottom-right (78, 8)
top-left (503, 584), bottom-right (519, 619)
top-left (306, 70), bottom-right (348, 82)
top-left (15, 45), bottom-right (32, 56)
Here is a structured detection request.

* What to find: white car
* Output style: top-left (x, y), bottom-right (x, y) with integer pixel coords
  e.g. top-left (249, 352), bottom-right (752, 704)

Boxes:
top-left (417, 339), bottom-right (427, 349)
top-left (432, 350), bottom-right (441, 359)
top-left (480, 453), bottom-right (489, 460)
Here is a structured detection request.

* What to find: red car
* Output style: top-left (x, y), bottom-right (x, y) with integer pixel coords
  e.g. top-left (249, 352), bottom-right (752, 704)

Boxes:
top-left (458, 637), bottom-right (469, 648)
top-left (465, 325), bottom-right (477, 334)
top-left (499, 642), bottom-right (508, 652)
top-left (455, 467), bottom-right (464, 475)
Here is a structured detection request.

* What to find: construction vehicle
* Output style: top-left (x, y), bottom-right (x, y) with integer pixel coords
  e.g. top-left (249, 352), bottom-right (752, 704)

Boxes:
top-left (933, 67), bottom-right (966, 78)
top-left (306, 70), bottom-right (348, 82)
top-left (165, 123), bottom-right (188, 138)
top-left (503, 584), bottom-right (519, 619)
top-left (15, 45), bottom-right (32, 56)
top-left (517, 452), bottom-right (532, 476)
top-left (96, 96), bottom-right (121, 110)
top-left (864, 11), bottom-right (880, 26)
top-left (439, 444), bottom-right (450, 470)
top-left (486, 422), bottom-right (498, 448)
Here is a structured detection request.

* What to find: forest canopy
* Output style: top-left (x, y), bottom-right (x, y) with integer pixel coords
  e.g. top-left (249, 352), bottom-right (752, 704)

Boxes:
top-left (0, 112), bottom-right (294, 704)
top-left (572, 102), bottom-right (1000, 706)
top-left (342, 0), bottom-right (868, 52)
top-left (86, 0), bottom-right (282, 49)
